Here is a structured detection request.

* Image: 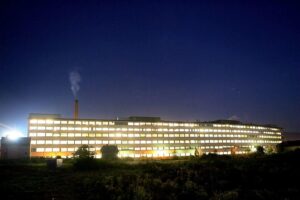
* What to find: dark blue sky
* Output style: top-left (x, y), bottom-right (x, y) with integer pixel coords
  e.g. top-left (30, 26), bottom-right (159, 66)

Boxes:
top-left (1, 0), bottom-right (300, 138)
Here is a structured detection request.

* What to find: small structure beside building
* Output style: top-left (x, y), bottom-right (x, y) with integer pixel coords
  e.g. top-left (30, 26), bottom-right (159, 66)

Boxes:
top-left (0, 137), bottom-right (31, 159)
top-left (46, 158), bottom-right (63, 169)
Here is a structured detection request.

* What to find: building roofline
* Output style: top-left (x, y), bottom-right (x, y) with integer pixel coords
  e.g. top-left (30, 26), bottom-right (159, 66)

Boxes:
top-left (28, 114), bottom-right (282, 129)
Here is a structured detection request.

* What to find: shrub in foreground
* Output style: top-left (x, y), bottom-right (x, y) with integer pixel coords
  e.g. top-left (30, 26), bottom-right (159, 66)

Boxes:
top-left (73, 157), bottom-right (99, 170)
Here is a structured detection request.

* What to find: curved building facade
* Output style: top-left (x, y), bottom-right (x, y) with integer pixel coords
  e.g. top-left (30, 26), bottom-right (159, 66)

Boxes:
top-left (28, 114), bottom-right (282, 158)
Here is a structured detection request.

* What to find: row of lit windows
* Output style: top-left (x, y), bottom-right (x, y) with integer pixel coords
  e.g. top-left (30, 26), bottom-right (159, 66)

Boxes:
top-left (213, 124), bottom-right (279, 131)
top-left (35, 145), bottom-right (252, 152)
top-left (128, 122), bottom-right (197, 127)
top-left (29, 126), bottom-right (277, 135)
top-left (31, 140), bottom-right (197, 145)
top-left (31, 139), bottom-right (280, 145)
top-left (259, 135), bottom-right (281, 139)
top-left (29, 132), bottom-right (249, 138)
top-left (33, 148), bottom-right (194, 157)
top-left (30, 119), bottom-right (197, 127)
top-left (120, 145), bottom-right (241, 150)
top-left (264, 131), bottom-right (281, 135)
top-left (32, 152), bottom-right (249, 158)
top-left (30, 119), bottom-right (115, 126)
top-left (30, 126), bottom-right (91, 131)
top-left (33, 144), bottom-right (259, 153)
top-left (34, 146), bottom-right (191, 152)
top-left (119, 153), bottom-right (193, 158)
top-left (29, 118), bottom-right (280, 131)
top-left (32, 149), bottom-right (248, 157)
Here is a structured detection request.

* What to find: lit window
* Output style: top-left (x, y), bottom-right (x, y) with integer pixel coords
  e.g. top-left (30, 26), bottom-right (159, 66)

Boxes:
top-left (53, 140), bottom-right (60, 144)
top-left (29, 133), bottom-right (36, 137)
top-left (30, 119), bottom-right (37, 124)
top-left (61, 133), bottom-right (67, 137)
top-left (38, 120), bottom-right (45, 124)
top-left (37, 148), bottom-right (44, 152)
top-left (37, 140), bottom-right (45, 144)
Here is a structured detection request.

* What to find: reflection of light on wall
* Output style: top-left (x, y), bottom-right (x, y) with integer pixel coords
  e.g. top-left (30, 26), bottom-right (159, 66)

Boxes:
top-left (155, 149), bottom-right (164, 157)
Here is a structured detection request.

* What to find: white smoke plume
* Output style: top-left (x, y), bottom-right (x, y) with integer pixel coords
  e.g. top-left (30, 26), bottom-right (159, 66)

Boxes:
top-left (69, 71), bottom-right (81, 98)
top-left (228, 115), bottom-right (240, 121)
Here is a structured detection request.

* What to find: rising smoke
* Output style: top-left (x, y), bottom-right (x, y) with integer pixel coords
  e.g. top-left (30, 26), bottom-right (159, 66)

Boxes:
top-left (69, 71), bottom-right (81, 98)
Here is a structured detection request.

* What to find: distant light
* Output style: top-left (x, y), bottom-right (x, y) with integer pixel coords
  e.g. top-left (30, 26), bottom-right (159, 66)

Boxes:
top-left (5, 130), bottom-right (23, 140)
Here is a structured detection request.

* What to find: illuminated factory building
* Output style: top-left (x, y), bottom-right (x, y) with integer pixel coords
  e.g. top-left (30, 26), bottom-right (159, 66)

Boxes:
top-left (28, 113), bottom-right (282, 158)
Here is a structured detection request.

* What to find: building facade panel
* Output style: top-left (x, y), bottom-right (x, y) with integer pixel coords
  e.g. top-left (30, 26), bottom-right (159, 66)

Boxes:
top-left (28, 114), bottom-right (282, 158)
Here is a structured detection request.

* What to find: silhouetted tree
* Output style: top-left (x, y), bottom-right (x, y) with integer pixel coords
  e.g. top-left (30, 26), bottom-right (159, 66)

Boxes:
top-left (256, 146), bottom-right (265, 155)
top-left (73, 145), bottom-right (95, 158)
top-left (101, 145), bottom-right (119, 159)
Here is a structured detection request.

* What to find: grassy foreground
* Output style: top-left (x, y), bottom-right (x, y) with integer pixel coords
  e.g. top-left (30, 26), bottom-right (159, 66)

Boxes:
top-left (0, 151), bottom-right (300, 200)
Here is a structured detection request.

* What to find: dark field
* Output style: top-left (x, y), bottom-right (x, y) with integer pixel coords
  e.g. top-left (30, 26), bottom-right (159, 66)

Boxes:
top-left (0, 152), bottom-right (300, 200)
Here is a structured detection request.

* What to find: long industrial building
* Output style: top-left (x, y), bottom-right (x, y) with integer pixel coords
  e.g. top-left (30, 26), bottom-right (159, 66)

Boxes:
top-left (28, 114), bottom-right (282, 158)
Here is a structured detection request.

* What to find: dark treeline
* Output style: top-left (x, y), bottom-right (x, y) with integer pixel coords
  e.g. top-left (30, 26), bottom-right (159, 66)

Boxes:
top-left (0, 151), bottom-right (300, 200)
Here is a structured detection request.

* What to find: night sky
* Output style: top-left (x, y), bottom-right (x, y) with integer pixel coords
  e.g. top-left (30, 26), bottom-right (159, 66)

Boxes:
top-left (1, 1), bottom-right (299, 139)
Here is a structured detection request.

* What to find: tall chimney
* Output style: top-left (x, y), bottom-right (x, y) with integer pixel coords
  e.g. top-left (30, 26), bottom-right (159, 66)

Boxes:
top-left (74, 99), bottom-right (79, 119)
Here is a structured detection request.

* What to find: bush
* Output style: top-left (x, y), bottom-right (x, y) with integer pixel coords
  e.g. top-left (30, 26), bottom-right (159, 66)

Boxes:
top-left (73, 158), bottom-right (119, 171)
top-left (101, 145), bottom-right (119, 160)
top-left (73, 157), bottom-right (99, 170)
top-left (256, 146), bottom-right (265, 155)
top-left (73, 145), bottom-right (95, 158)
